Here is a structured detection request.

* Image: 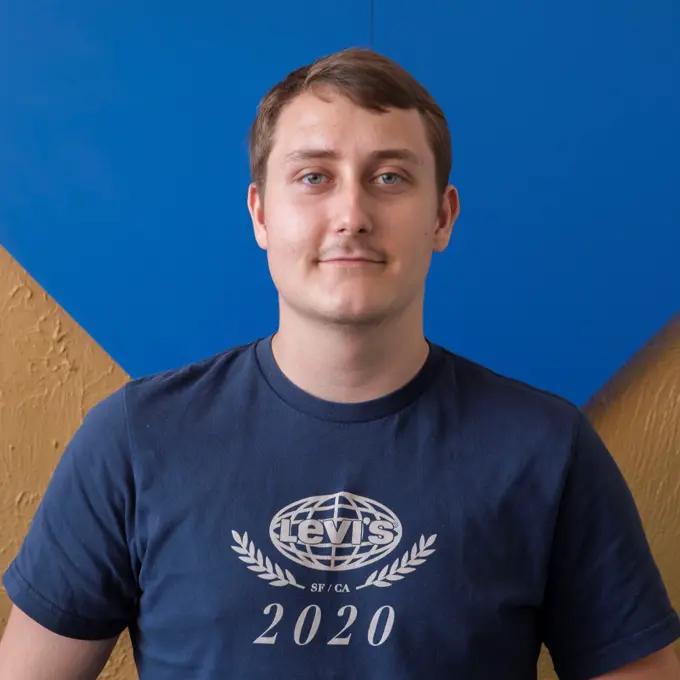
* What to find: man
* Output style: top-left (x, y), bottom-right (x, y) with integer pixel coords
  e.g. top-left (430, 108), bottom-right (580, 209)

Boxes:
top-left (0, 47), bottom-right (678, 680)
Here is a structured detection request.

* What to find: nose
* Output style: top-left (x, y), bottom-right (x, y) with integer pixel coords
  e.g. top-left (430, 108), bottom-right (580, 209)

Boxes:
top-left (333, 181), bottom-right (374, 235)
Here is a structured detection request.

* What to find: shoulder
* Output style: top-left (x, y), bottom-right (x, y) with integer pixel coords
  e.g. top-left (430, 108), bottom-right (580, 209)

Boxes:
top-left (78, 340), bottom-right (262, 448)
top-left (440, 346), bottom-right (583, 434)
top-left (122, 338), bottom-right (260, 410)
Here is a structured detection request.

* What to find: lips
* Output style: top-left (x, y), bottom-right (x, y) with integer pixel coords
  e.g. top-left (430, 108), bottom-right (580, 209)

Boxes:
top-left (319, 255), bottom-right (385, 264)
top-left (323, 258), bottom-right (382, 263)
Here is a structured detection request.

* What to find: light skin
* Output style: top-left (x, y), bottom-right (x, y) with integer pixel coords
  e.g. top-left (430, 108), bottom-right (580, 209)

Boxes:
top-left (0, 606), bottom-right (117, 679)
top-left (0, 87), bottom-right (678, 680)
top-left (248, 87), bottom-right (459, 403)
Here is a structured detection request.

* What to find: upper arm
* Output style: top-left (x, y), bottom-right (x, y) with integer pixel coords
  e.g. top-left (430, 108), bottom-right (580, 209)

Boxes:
top-left (593, 645), bottom-right (680, 679)
top-left (0, 605), bottom-right (117, 680)
top-left (540, 411), bottom-right (680, 680)
top-left (1, 387), bottom-right (138, 641)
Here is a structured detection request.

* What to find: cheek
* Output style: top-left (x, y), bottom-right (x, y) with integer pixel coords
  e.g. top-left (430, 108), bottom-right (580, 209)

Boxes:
top-left (389, 229), bottom-right (436, 283)
top-left (265, 192), bottom-right (321, 252)
top-left (267, 222), bottom-right (315, 261)
top-left (265, 219), bottom-right (320, 276)
top-left (392, 221), bottom-right (434, 258)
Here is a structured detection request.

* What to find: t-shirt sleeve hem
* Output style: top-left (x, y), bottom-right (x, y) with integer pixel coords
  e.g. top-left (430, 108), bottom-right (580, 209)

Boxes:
top-left (2, 562), bottom-right (128, 641)
top-left (555, 611), bottom-right (680, 680)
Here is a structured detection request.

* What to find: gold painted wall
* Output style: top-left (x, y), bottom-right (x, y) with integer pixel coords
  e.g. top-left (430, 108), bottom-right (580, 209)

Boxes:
top-left (0, 244), bottom-right (678, 678)
top-left (538, 313), bottom-right (680, 678)
top-left (0, 247), bottom-right (136, 678)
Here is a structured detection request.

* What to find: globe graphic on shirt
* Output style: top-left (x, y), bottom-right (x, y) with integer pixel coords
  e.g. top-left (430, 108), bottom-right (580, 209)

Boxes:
top-left (269, 491), bottom-right (403, 572)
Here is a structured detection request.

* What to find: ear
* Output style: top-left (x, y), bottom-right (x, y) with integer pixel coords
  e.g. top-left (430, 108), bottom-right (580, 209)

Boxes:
top-left (248, 182), bottom-right (267, 250)
top-left (433, 185), bottom-right (461, 253)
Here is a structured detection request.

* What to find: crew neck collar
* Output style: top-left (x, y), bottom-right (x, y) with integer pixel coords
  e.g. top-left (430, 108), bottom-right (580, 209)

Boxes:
top-left (254, 334), bottom-right (445, 423)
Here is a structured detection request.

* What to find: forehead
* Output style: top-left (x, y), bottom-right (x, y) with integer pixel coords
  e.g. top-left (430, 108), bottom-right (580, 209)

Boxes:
top-left (268, 90), bottom-right (432, 166)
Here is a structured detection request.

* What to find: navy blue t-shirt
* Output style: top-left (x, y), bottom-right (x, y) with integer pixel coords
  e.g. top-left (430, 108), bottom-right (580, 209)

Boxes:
top-left (4, 337), bottom-right (679, 679)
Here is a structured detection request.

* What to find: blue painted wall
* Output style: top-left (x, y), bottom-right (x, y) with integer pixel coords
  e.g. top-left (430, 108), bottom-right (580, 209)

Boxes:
top-left (1, 1), bottom-right (678, 405)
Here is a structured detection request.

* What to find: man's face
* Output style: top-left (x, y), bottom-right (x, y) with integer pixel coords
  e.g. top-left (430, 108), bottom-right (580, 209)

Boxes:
top-left (248, 89), bottom-right (460, 328)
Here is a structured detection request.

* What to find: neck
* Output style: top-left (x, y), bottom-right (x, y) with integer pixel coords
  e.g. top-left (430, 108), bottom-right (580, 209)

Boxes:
top-left (271, 305), bottom-right (430, 404)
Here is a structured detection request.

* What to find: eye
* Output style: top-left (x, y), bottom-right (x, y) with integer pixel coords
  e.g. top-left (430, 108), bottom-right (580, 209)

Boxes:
top-left (298, 171), bottom-right (406, 187)
top-left (300, 173), bottom-right (327, 185)
top-left (374, 173), bottom-right (405, 185)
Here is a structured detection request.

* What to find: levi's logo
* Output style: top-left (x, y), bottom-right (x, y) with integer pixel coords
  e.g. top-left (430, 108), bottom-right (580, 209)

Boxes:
top-left (269, 491), bottom-right (402, 572)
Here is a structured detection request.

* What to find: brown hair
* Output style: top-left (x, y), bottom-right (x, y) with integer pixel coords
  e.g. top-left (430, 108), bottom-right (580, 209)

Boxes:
top-left (249, 47), bottom-right (452, 198)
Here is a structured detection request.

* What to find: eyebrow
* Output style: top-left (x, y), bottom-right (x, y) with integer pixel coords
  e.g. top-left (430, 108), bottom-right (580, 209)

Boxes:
top-left (283, 147), bottom-right (422, 166)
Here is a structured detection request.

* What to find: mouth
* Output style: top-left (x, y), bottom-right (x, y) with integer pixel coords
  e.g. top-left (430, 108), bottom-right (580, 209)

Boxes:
top-left (318, 254), bottom-right (386, 264)
top-left (319, 258), bottom-right (385, 267)
top-left (322, 258), bottom-right (383, 263)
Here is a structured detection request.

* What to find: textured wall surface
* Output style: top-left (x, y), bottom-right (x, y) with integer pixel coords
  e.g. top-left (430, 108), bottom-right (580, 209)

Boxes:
top-left (0, 244), bottom-right (678, 678)
top-left (0, 247), bottom-right (135, 677)
top-left (538, 314), bottom-right (680, 678)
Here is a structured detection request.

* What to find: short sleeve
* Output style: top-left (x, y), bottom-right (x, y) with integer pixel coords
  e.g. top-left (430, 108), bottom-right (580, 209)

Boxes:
top-left (540, 411), bottom-right (680, 680)
top-left (2, 386), bottom-right (139, 640)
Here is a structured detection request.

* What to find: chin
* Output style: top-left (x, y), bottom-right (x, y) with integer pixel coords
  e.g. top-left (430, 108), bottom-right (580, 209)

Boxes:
top-left (283, 291), bottom-right (399, 327)
top-left (316, 303), bottom-right (394, 328)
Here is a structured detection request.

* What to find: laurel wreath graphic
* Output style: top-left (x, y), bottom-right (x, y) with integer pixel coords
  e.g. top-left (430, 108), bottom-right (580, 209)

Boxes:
top-left (356, 534), bottom-right (437, 590)
top-left (231, 530), bottom-right (305, 589)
